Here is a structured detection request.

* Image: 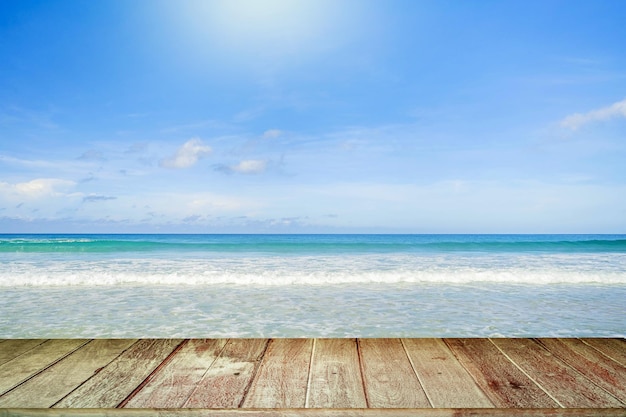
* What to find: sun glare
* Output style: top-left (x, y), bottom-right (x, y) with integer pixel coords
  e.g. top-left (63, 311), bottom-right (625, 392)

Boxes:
top-left (216, 0), bottom-right (332, 53)
top-left (176, 0), bottom-right (351, 65)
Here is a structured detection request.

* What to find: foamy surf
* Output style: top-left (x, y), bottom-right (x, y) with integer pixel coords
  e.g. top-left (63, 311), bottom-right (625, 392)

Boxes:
top-left (1, 253), bottom-right (625, 286)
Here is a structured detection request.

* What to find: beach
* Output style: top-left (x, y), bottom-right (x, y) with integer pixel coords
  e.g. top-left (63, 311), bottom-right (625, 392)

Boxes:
top-left (1, 234), bottom-right (625, 338)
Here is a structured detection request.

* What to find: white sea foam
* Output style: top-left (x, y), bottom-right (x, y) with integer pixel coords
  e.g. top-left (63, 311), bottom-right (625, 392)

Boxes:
top-left (1, 253), bottom-right (625, 286)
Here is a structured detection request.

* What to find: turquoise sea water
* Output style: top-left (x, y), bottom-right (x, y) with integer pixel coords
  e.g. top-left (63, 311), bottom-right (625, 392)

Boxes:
top-left (1, 234), bottom-right (625, 338)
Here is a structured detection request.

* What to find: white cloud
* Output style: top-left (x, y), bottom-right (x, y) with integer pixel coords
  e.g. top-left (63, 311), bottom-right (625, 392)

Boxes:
top-left (231, 159), bottom-right (268, 174)
top-left (215, 159), bottom-right (270, 175)
top-left (160, 138), bottom-right (212, 169)
top-left (262, 129), bottom-right (282, 139)
top-left (0, 178), bottom-right (76, 200)
top-left (0, 179), bottom-right (80, 219)
top-left (560, 98), bottom-right (626, 130)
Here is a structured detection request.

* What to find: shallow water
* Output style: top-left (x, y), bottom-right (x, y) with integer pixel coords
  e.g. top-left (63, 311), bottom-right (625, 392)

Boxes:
top-left (2, 283), bottom-right (624, 338)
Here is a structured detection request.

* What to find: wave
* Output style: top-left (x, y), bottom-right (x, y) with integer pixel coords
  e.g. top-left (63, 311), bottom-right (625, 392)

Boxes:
top-left (2, 252), bottom-right (625, 286)
top-left (2, 269), bottom-right (624, 287)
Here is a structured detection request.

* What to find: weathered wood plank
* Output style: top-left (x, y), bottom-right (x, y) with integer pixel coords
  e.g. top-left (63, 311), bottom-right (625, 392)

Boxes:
top-left (53, 339), bottom-right (183, 408)
top-left (444, 338), bottom-right (558, 408)
top-left (183, 339), bottom-right (269, 408)
top-left (581, 338), bottom-right (626, 366)
top-left (0, 339), bottom-right (136, 408)
top-left (358, 338), bottom-right (429, 408)
top-left (536, 338), bottom-right (626, 402)
top-left (307, 338), bottom-right (367, 408)
top-left (124, 339), bottom-right (226, 408)
top-left (0, 340), bottom-right (47, 366)
top-left (491, 338), bottom-right (623, 407)
top-left (123, 339), bottom-right (227, 408)
top-left (0, 339), bottom-right (89, 395)
top-left (2, 408), bottom-right (626, 416)
top-left (242, 339), bottom-right (313, 408)
top-left (402, 338), bottom-right (493, 408)
top-left (0, 337), bottom-right (624, 412)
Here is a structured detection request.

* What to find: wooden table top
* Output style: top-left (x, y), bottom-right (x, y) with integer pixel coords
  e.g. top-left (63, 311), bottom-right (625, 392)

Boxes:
top-left (0, 338), bottom-right (624, 416)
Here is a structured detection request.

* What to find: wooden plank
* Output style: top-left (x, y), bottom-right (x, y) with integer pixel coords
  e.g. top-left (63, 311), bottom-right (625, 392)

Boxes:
top-left (0, 337), bottom-right (624, 413)
top-left (0, 340), bottom-right (47, 366)
top-left (581, 338), bottom-right (626, 365)
top-left (444, 338), bottom-right (558, 408)
top-left (0, 339), bottom-right (136, 408)
top-left (359, 338), bottom-right (430, 408)
top-left (0, 339), bottom-right (89, 395)
top-left (307, 338), bottom-right (367, 408)
top-left (2, 408), bottom-right (626, 416)
top-left (402, 338), bottom-right (494, 408)
top-left (491, 338), bottom-right (623, 407)
top-left (536, 338), bottom-right (626, 402)
top-left (123, 339), bottom-right (228, 408)
top-left (53, 339), bottom-right (183, 408)
top-left (183, 339), bottom-right (269, 408)
top-left (242, 338), bottom-right (313, 408)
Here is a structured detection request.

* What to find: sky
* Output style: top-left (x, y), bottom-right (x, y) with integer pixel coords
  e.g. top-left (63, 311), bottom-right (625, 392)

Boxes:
top-left (1, 0), bottom-right (625, 233)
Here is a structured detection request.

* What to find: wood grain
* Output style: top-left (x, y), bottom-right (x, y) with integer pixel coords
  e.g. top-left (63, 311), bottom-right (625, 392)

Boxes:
top-left (124, 339), bottom-right (228, 408)
top-left (0, 339), bottom-right (47, 366)
top-left (402, 338), bottom-right (493, 408)
top-left (359, 338), bottom-right (429, 408)
top-left (183, 339), bottom-right (268, 408)
top-left (0, 338), bottom-right (623, 411)
top-left (243, 338), bottom-right (313, 408)
top-left (0, 339), bottom-right (89, 395)
top-left (53, 339), bottom-right (183, 408)
top-left (0, 339), bottom-right (136, 408)
top-left (307, 339), bottom-right (367, 408)
top-left (491, 338), bottom-right (623, 407)
top-left (581, 338), bottom-right (626, 366)
top-left (445, 338), bottom-right (559, 408)
top-left (536, 338), bottom-right (626, 402)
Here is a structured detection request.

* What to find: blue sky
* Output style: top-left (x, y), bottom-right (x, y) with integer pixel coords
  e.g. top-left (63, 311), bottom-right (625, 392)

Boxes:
top-left (1, 0), bottom-right (625, 233)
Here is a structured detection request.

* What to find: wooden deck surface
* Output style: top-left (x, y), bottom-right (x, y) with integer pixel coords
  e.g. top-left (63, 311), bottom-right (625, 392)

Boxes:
top-left (0, 338), bottom-right (624, 416)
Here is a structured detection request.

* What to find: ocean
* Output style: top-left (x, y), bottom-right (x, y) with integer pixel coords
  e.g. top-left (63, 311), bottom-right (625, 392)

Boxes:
top-left (1, 234), bottom-right (625, 338)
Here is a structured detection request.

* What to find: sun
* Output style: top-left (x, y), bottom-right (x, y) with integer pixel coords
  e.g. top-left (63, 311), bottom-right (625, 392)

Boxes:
top-left (214, 0), bottom-right (312, 36)
top-left (212, 0), bottom-right (330, 54)
top-left (162, 0), bottom-right (370, 74)
top-left (177, 0), bottom-right (343, 62)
